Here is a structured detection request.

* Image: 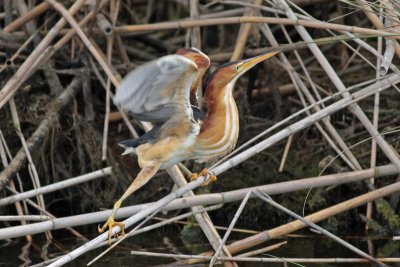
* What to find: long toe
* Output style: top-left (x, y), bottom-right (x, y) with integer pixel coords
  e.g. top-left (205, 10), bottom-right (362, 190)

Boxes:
top-left (189, 173), bottom-right (198, 181)
top-left (199, 168), bottom-right (209, 177)
top-left (203, 175), bottom-right (217, 186)
top-left (98, 218), bottom-right (125, 245)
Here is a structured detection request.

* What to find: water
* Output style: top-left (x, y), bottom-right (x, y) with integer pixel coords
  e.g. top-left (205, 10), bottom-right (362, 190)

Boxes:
top-left (1, 225), bottom-right (399, 267)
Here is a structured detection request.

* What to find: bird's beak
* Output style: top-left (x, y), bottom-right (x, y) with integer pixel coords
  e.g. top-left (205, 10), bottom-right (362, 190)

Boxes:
top-left (241, 50), bottom-right (280, 70)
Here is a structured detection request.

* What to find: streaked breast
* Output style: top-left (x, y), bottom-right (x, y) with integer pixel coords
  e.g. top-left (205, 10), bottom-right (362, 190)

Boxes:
top-left (191, 83), bottom-right (239, 162)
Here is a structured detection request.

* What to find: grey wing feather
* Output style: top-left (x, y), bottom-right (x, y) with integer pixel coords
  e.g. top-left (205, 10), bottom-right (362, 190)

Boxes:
top-left (118, 125), bottom-right (162, 151)
top-left (114, 55), bottom-right (198, 123)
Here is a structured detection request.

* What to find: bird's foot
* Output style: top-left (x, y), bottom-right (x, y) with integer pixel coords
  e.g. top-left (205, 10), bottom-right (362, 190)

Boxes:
top-left (98, 217), bottom-right (125, 245)
top-left (189, 168), bottom-right (217, 186)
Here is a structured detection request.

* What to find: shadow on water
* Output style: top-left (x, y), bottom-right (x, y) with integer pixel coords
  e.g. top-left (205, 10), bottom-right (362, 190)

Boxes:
top-left (1, 225), bottom-right (400, 267)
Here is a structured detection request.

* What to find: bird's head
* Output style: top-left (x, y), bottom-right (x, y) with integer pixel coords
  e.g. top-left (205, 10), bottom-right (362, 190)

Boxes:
top-left (176, 47), bottom-right (210, 70)
top-left (209, 51), bottom-right (280, 88)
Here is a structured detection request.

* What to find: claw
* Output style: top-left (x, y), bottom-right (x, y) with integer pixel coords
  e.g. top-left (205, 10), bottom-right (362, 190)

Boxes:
top-left (189, 172), bottom-right (198, 181)
top-left (203, 175), bottom-right (217, 186)
top-left (189, 168), bottom-right (217, 186)
top-left (98, 217), bottom-right (125, 245)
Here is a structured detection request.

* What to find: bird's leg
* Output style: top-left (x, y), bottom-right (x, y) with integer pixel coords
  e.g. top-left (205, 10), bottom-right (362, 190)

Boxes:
top-left (98, 162), bottom-right (161, 245)
top-left (189, 168), bottom-right (217, 185)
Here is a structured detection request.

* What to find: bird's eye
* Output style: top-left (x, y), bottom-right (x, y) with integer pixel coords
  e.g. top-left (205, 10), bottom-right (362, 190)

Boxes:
top-left (235, 65), bottom-right (240, 71)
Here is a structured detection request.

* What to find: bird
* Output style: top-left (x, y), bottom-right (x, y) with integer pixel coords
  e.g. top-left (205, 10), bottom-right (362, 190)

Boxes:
top-left (98, 49), bottom-right (279, 243)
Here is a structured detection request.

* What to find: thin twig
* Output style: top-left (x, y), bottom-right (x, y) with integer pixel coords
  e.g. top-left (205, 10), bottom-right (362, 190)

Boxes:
top-left (278, 135), bottom-right (293, 172)
top-left (209, 190), bottom-right (252, 266)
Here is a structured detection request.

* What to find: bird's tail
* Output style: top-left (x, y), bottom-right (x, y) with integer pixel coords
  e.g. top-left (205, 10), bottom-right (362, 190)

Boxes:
top-left (118, 139), bottom-right (139, 155)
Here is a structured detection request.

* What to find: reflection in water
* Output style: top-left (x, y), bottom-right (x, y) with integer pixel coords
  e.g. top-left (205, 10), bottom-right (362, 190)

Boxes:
top-left (163, 237), bottom-right (181, 254)
top-left (40, 240), bottom-right (51, 261)
top-left (18, 242), bottom-right (31, 267)
top-left (0, 239), bottom-right (12, 249)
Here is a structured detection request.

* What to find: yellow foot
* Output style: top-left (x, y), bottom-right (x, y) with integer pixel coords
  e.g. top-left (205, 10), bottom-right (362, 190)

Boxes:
top-left (189, 168), bottom-right (217, 186)
top-left (98, 217), bottom-right (125, 245)
top-left (203, 174), bottom-right (217, 186)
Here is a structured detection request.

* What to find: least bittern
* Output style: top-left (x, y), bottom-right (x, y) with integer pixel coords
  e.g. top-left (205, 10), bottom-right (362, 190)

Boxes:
top-left (99, 48), bottom-right (279, 243)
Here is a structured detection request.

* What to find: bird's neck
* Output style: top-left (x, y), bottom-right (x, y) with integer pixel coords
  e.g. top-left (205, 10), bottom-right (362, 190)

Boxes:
top-left (192, 81), bottom-right (239, 162)
top-left (202, 82), bottom-right (235, 129)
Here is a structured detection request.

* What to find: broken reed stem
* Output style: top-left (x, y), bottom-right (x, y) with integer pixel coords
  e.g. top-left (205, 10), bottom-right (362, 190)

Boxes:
top-left (96, 13), bottom-right (113, 36)
top-left (2, 164), bottom-right (396, 240)
top-left (114, 16), bottom-right (400, 39)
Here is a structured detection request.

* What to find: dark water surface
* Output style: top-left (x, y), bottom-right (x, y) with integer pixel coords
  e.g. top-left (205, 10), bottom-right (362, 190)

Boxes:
top-left (1, 225), bottom-right (399, 267)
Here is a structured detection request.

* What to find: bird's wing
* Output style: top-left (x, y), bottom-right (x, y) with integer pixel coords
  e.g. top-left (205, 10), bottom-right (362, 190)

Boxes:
top-left (114, 55), bottom-right (198, 123)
